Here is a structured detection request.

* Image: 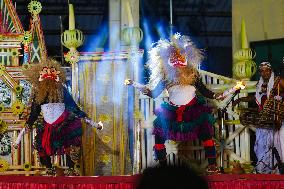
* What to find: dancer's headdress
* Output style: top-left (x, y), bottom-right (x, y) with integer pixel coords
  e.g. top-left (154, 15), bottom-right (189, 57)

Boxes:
top-left (147, 33), bottom-right (204, 87)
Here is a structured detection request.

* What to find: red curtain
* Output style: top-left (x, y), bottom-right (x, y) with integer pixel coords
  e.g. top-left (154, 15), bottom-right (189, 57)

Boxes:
top-left (0, 175), bottom-right (139, 189)
top-left (209, 181), bottom-right (284, 189)
top-left (0, 183), bottom-right (135, 189)
top-left (2, 174), bottom-right (284, 189)
top-left (206, 174), bottom-right (284, 189)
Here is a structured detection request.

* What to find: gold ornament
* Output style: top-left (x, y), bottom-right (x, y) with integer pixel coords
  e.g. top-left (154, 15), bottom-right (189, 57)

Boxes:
top-left (98, 114), bottom-right (112, 123)
top-left (23, 163), bottom-right (32, 171)
top-left (11, 49), bottom-right (19, 56)
top-left (0, 159), bottom-right (9, 172)
top-left (0, 64), bottom-right (6, 76)
top-left (101, 96), bottom-right (109, 103)
top-left (0, 119), bottom-right (7, 134)
top-left (15, 85), bottom-right (23, 94)
top-left (0, 103), bottom-right (4, 113)
top-left (133, 109), bottom-right (144, 119)
top-left (102, 135), bottom-right (111, 144)
top-left (100, 154), bottom-right (111, 164)
top-left (21, 31), bottom-right (32, 44)
top-left (64, 49), bottom-right (80, 64)
top-left (11, 100), bottom-right (24, 115)
top-left (28, 1), bottom-right (42, 15)
top-left (74, 163), bottom-right (81, 170)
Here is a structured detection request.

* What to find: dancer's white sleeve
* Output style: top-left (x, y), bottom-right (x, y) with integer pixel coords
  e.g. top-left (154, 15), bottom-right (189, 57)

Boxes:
top-left (132, 81), bottom-right (146, 90)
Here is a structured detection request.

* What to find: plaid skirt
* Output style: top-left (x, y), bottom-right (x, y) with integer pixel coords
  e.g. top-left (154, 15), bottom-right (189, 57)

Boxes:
top-left (35, 110), bottom-right (82, 156)
top-left (152, 97), bottom-right (215, 141)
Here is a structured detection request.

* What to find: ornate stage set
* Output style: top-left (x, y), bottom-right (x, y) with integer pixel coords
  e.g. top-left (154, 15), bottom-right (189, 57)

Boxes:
top-left (0, 0), bottom-right (284, 188)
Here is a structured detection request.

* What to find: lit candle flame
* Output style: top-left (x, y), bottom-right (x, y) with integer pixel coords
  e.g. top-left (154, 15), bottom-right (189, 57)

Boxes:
top-left (234, 81), bottom-right (246, 90)
top-left (124, 79), bottom-right (131, 85)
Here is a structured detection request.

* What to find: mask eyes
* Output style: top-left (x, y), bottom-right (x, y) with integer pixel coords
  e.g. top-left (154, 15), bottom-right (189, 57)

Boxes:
top-left (42, 67), bottom-right (48, 73)
top-left (50, 67), bottom-right (56, 73)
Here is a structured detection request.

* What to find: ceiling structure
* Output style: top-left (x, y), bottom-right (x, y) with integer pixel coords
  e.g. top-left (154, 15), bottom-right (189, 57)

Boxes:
top-left (140, 0), bottom-right (232, 76)
top-left (141, 0), bottom-right (231, 47)
top-left (13, 0), bottom-right (232, 75)
top-left (15, 0), bottom-right (108, 59)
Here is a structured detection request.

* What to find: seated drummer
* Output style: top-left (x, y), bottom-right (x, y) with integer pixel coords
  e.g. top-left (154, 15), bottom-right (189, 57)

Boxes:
top-left (234, 61), bottom-right (284, 174)
top-left (233, 62), bottom-right (277, 174)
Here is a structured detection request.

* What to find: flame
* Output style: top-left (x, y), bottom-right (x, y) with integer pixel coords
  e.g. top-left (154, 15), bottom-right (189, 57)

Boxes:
top-left (234, 81), bottom-right (246, 90)
top-left (124, 79), bottom-right (131, 85)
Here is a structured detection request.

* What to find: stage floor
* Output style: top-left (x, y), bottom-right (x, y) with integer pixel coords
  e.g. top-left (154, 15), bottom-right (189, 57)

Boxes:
top-left (1, 174), bottom-right (284, 189)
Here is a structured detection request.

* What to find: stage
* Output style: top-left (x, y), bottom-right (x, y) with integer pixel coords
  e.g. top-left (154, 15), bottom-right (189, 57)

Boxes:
top-left (1, 174), bottom-right (284, 189)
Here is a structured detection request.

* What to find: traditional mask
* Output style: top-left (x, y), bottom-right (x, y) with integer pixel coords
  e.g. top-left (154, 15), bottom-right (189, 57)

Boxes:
top-left (168, 46), bottom-right (187, 67)
top-left (39, 66), bottom-right (60, 82)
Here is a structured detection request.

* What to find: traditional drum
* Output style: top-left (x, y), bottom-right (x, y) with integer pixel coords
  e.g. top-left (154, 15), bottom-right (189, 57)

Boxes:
top-left (240, 77), bottom-right (284, 129)
top-left (240, 107), bottom-right (283, 129)
top-left (240, 108), bottom-right (274, 129)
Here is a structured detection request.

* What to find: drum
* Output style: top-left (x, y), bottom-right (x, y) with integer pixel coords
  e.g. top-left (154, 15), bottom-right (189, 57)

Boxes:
top-left (240, 77), bottom-right (284, 129)
top-left (239, 108), bottom-right (275, 129)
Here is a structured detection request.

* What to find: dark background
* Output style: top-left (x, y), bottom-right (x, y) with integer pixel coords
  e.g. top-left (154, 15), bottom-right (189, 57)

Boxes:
top-left (16, 0), bottom-right (232, 77)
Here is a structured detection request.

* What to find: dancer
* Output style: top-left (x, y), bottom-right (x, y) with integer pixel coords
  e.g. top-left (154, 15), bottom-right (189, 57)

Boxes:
top-left (126, 33), bottom-right (224, 173)
top-left (22, 58), bottom-right (103, 176)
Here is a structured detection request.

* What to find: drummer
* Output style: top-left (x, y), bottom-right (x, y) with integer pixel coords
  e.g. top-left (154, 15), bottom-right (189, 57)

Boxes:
top-left (233, 62), bottom-right (278, 174)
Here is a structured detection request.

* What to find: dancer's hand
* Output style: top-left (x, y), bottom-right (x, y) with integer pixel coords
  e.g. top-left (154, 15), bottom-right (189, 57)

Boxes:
top-left (84, 117), bottom-right (103, 130)
top-left (96, 121), bottom-right (103, 130)
top-left (214, 93), bottom-right (225, 101)
top-left (124, 79), bottom-right (133, 85)
top-left (124, 79), bottom-right (148, 95)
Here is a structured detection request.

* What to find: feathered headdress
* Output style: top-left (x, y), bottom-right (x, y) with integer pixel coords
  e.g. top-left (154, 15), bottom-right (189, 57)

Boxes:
top-left (147, 33), bottom-right (204, 88)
